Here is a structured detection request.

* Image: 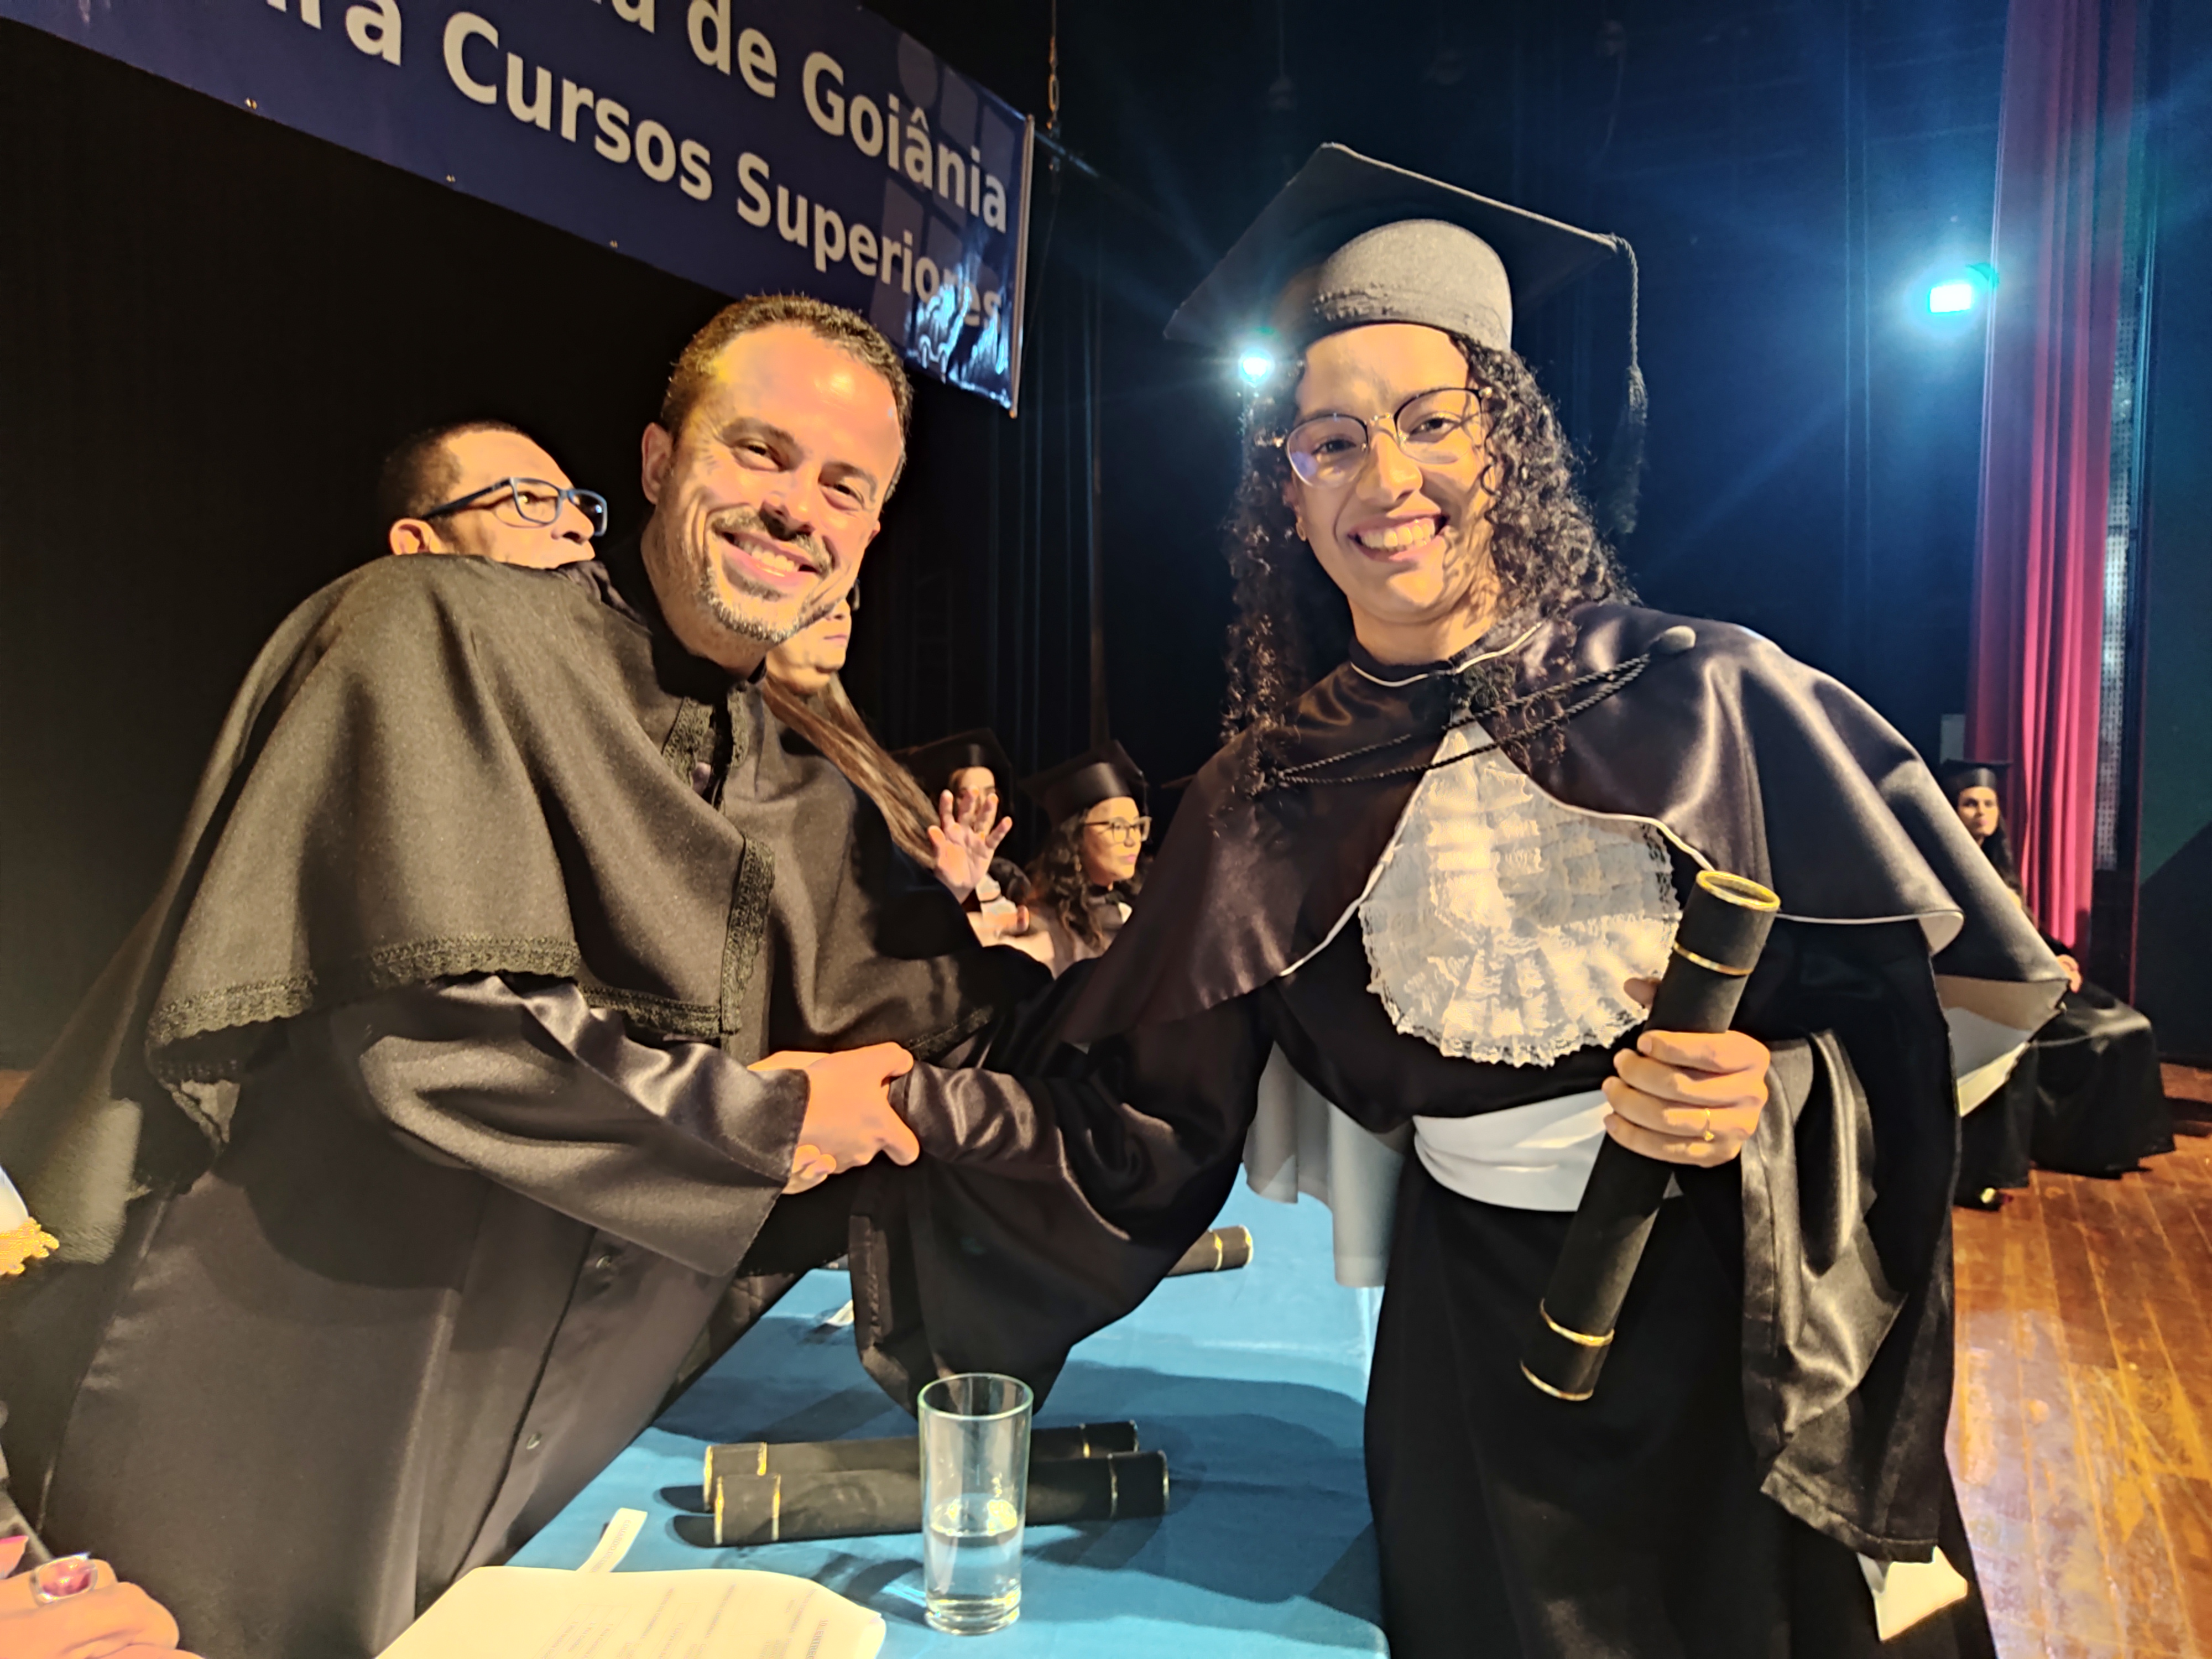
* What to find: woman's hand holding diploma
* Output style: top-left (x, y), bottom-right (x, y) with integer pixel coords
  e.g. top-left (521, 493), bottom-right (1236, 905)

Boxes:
top-left (1599, 977), bottom-right (1772, 1167)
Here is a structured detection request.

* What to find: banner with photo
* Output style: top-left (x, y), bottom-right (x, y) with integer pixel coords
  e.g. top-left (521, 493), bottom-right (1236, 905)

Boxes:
top-left (1, 0), bottom-right (1034, 409)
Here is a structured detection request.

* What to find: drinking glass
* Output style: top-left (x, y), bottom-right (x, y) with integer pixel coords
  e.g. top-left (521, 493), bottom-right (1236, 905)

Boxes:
top-left (918, 1372), bottom-right (1033, 1635)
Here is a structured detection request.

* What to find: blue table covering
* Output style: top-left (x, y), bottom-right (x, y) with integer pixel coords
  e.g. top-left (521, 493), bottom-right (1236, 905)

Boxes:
top-left (512, 1185), bottom-right (1390, 1655)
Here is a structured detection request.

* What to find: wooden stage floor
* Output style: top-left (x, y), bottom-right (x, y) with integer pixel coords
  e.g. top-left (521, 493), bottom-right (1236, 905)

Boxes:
top-left (1952, 1067), bottom-right (2212, 1657)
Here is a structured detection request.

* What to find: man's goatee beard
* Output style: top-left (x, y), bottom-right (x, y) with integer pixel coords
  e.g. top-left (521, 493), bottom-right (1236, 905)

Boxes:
top-left (695, 561), bottom-right (835, 646)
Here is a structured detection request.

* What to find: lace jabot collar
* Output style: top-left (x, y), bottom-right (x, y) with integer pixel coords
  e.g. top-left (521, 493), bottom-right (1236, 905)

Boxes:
top-left (1357, 723), bottom-right (1678, 1068)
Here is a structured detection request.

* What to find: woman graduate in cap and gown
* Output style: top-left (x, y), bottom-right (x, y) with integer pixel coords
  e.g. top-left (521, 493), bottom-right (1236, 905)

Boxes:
top-left (854, 145), bottom-right (2063, 1659)
top-left (1945, 762), bottom-right (2172, 1186)
top-left (1004, 741), bottom-right (1149, 977)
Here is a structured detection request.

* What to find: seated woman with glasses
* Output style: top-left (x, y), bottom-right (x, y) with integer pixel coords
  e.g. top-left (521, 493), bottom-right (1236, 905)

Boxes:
top-left (1006, 742), bottom-right (1150, 978)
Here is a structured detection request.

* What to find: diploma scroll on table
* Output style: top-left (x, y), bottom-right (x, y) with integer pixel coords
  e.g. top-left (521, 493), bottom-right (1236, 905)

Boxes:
top-left (702, 1422), bottom-right (1140, 1501)
top-left (686, 1451), bottom-right (1170, 1546)
top-left (1167, 1224), bottom-right (1253, 1276)
top-left (1521, 869), bottom-right (1780, 1402)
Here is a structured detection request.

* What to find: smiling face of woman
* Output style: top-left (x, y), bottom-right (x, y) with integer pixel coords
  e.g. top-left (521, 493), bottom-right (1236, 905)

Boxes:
top-left (1078, 795), bottom-right (1144, 886)
top-left (1285, 323), bottom-right (1500, 664)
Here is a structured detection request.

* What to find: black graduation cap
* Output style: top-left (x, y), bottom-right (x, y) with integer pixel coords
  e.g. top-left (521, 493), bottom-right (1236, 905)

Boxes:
top-left (1168, 144), bottom-right (1619, 351)
top-left (1939, 758), bottom-right (2013, 799)
top-left (896, 728), bottom-right (1015, 800)
top-left (1167, 143), bottom-right (1648, 536)
top-left (1021, 740), bottom-right (1147, 827)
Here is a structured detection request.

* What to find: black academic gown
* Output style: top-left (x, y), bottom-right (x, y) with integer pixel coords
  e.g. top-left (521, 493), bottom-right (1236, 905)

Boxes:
top-left (851, 605), bottom-right (2065, 1659)
top-left (2032, 983), bottom-right (2173, 1173)
top-left (0, 549), bottom-right (1042, 1659)
top-left (1953, 914), bottom-right (2173, 1199)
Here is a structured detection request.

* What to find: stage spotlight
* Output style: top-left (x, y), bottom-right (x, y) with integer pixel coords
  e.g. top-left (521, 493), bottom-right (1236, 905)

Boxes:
top-left (1921, 262), bottom-right (1998, 317)
top-left (1237, 343), bottom-right (1276, 385)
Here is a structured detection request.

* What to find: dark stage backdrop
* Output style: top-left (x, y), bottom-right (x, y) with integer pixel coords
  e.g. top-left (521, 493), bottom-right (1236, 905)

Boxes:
top-left (0, 14), bottom-right (1111, 1064)
top-left (0, 1), bottom-right (2044, 1068)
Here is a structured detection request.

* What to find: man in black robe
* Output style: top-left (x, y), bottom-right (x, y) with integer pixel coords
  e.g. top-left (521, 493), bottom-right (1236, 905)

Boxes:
top-left (0, 293), bottom-right (1044, 1658)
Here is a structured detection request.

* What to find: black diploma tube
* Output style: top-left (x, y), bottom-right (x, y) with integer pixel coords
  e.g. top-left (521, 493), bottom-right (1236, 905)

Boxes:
top-left (691, 1450), bottom-right (1171, 1546)
top-left (702, 1422), bottom-right (1139, 1505)
top-left (1165, 1224), bottom-right (1254, 1277)
top-left (1521, 869), bottom-right (1780, 1402)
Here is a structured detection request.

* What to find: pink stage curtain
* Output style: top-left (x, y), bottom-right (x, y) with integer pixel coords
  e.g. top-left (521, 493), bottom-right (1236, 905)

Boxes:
top-left (1968, 0), bottom-right (2136, 950)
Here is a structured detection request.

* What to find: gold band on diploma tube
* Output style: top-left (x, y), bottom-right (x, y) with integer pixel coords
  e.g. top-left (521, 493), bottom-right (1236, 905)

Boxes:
top-left (1539, 1300), bottom-right (1614, 1347)
top-left (1695, 870), bottom-right (1781, 909)
top-left (1520, 1363), bottom-right (1595, 1402)
top-left (1670, 941), bottom-right (1754, 977)
top-left (1668, 874), bottom-right (1780, 975)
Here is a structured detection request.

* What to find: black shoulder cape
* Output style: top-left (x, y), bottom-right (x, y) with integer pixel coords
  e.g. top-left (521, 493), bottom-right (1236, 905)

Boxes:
top-left (1, 550), bottom-right (1011, 1261)
top-left (1065, 601), bottom-right (2059, 1043)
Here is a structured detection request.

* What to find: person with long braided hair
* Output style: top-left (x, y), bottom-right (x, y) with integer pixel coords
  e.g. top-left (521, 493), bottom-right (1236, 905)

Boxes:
top-left (759, 592), bottom-right (1016, 914)
top-left (854, 148), bottom-right (2063, 1657)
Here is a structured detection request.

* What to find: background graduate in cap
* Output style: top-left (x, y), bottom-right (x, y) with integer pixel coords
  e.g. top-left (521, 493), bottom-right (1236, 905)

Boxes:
top-left (1940, 761), bottom-right (2172, 1194)
top-left (898, 729), bottom-right (1018, 841)
top-left (851, 145), bottom-right (2063, 1658)
top-left (894, 730), bottom-right (1032, 939)
top-left (1001, 741), bottom-right (1149, 977)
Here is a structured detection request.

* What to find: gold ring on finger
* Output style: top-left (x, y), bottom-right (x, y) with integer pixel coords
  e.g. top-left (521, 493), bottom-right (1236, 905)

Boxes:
top-left (1701, 1108), bottom-right (1715, 1144)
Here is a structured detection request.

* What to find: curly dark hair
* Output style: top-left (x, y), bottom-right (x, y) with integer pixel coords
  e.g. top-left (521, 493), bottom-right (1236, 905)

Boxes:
top-left (1221, 335), bottom-right (1629, 784)
top-left (1024, 815), bottom-right (1138, 952)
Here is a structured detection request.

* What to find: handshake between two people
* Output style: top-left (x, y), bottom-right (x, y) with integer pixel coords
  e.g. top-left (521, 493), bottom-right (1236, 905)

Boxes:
top-left (751, 1043), bottom-right (920, 1194)
top-left (745, 976), bottom-right (1780, 1200)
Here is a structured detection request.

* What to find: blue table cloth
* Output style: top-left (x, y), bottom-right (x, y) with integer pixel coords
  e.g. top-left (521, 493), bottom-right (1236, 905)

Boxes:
top-left (512, 1185), bottom-right (1390, 1654)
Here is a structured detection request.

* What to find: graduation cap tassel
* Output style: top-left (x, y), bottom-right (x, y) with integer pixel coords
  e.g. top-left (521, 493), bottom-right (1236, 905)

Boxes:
top-left (1590, 236), bottom-right (1647, 544)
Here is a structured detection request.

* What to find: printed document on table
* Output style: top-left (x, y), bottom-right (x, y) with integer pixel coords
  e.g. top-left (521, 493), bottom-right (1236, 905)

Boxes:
top-left (376, 1566), bottom-right (886, 1658)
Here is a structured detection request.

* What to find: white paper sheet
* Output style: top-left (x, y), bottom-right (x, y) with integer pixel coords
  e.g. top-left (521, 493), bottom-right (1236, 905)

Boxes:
top-left (377, 1567), bottom-right (887, 1659)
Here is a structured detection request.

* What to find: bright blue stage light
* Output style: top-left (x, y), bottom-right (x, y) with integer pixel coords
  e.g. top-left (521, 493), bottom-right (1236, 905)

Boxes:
top-left (1919, 262), bottom-right (1997, 320)
top-left (1237, 347), bottom-right (1276, 385)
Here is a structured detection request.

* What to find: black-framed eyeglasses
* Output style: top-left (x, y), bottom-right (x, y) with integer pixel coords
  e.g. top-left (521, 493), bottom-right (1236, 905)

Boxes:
top-left (1081, 815), bottom-right (1151, 846)
top-left (422, 476), bottom-right (609, 539)
top-left (1279, 387), bottom-right (1483, 487)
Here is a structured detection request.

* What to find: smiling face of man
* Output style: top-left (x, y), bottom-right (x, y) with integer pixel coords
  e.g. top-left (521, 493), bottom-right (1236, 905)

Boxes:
top-left (639, 322), bottom-right (905, 674)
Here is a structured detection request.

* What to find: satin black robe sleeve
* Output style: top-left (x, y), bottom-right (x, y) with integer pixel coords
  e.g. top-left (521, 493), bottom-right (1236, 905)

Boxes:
top-left (853, 988), bottom-right (1277, 1403)
top-left (318, 973), bottom-right (810, 1278)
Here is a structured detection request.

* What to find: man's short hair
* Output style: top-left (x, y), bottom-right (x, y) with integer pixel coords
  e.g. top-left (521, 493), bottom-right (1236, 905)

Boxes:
top-left (660, 295), bottom-right (913, 495)
top-left (374, 419), bottom-right (529, 529)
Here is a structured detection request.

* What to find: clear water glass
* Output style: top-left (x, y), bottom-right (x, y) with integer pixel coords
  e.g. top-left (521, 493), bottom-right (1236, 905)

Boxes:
top-left (919, 1372), bottom-right (1033, 1635)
